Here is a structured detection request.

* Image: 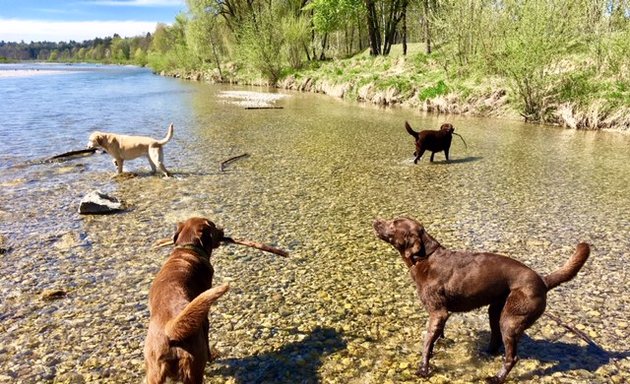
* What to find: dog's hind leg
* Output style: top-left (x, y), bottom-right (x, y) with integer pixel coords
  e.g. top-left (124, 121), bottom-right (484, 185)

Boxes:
top-left (487, 290), bottom-right (544, 383)
top-left (146, 154), bottom-right (158, 174)
top-left (149, 146), bottom-right (170, 177)
top-left (417, 309), bottom-right (449, 377)
top-left (487, 300), bottom-right (505, 355)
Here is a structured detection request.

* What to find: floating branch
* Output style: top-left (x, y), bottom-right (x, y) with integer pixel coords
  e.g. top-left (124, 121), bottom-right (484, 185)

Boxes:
top-left (220, 153), bottom-right (249, 172)
top-left (245, 106), bottom-right (284, 110)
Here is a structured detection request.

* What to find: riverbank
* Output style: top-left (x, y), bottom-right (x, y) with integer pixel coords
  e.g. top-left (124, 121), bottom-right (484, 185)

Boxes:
top-left (158, 44), bottom-right (630, 133)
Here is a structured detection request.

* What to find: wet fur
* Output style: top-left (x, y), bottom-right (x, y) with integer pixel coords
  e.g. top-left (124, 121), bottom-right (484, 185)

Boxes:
top-left (373, 216), bottom-right (590, 383)
top-left (144, 217), bottom-right (229, 384)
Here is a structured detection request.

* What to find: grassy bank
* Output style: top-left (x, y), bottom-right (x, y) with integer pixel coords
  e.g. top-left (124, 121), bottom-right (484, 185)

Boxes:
top-left (159, 42), bottom-right (630, 133)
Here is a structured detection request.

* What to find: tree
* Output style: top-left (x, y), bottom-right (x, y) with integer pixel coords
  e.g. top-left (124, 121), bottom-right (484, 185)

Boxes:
top-left (364, 0), bottom-right (409, 55)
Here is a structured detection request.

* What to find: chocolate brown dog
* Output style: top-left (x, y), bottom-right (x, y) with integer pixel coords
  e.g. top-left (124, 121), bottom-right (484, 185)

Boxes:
top-left (405, 121), bottom-right (464, 163)
top-left (373, 216), bottom-right (590, 383)
top-left (144, 217), bottom-right (229, 384)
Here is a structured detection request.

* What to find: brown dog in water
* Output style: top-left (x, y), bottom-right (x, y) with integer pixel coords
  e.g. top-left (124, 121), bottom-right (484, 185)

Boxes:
top-left (373, 216), bottom-right (590, 384)
top-left (144, 217), bottom-right (229, 384)
top-left (405, 121), bottom-right (462, 163)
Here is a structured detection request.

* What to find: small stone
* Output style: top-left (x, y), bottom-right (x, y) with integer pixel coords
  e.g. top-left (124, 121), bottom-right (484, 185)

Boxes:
top-left (0, 234), bottom-right (10, 254)
top-left (78, 190), bottom-right (124, 214)
top-left (41, 289), bottom-right (66, 301)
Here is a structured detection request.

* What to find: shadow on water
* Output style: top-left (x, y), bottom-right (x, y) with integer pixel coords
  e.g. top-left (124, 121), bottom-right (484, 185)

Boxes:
top-left (214, 326), bottom-right (347, 384)
top-left (429, 156), bottom-right (483, 164)
top-left (474, 330), bottom-right (630, 378)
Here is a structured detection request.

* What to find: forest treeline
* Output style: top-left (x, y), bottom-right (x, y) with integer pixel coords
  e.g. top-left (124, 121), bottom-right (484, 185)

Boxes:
top-left (2, 0), bottom-right (629, 129)
top-left (0, 34), bottom-right (152, 65)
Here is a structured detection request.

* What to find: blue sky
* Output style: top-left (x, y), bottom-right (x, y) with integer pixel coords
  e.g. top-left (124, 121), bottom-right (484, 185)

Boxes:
top-left (0, 0), bottom-right (186, 43)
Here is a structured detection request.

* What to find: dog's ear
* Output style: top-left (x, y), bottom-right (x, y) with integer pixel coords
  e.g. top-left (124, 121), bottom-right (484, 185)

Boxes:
top-left (172, 221), bottom-right (184, 244)
top-left (403, 239), bottom-right (423, 263)
top-left (419, 227), bottom-right (441, 257)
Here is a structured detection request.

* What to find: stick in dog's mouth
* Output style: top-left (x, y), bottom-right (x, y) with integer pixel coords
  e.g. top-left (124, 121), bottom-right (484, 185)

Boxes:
top-left (152, 236), bottom-right (289, 257)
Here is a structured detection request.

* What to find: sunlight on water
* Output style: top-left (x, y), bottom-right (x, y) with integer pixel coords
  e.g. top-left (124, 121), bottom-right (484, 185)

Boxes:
top-left (0, 64), bottom-right (628, 383)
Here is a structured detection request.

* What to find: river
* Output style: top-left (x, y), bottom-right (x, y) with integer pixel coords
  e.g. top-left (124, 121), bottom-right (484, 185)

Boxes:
top-left (0, 63), bottom-right (628, 383)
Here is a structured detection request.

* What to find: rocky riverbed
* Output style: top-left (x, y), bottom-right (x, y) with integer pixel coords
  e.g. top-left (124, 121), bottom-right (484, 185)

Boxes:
top-left (0, 89), bottom-right (629, 384)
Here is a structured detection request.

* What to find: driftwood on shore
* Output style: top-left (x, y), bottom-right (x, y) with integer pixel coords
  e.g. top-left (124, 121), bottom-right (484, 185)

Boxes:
top-left (220, 153), bottom-right (249, 172)
top-left (245, 106), bottom-right (284, 110)
top-left (152, 235), bottom-right (289, 257)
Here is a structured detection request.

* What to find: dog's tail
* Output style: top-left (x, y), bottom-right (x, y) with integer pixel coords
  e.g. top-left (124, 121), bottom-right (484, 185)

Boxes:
top-left (156, 123), bottom-right (174, 145)
top-left (405, 121), bottom-right (419, 139)
top-left (164, 283), bottom-right (229, 342)
top-left (543, 243), bottom-right (590, 290)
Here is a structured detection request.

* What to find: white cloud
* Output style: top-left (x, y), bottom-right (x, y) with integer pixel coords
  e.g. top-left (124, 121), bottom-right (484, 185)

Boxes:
top-left (0, 18), bottom-right (161, 42)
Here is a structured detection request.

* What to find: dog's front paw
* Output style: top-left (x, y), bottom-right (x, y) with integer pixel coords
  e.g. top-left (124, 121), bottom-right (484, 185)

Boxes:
top-left (415, 366), bottom-right (430, 378)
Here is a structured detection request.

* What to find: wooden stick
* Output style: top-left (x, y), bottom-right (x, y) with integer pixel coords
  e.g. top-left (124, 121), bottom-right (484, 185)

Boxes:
top-left (220, 153), bottom-right (249, 172)
top-left (452, 132), bottom-right (468, 149)
top-left (152, 236), bottom-right (289, 257)
top-left (222, 237), bottom-right (289, 257)
top-left (152, 237), bottom-right (173, 248)
top-left (543, 312), bottom-right (607, 354)
top-left (245, 106), bottom-right (283, 110)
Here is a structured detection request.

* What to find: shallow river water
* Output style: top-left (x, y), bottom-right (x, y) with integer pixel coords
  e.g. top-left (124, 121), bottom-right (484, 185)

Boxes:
top-left (0, 64), bottom-right (629, 383)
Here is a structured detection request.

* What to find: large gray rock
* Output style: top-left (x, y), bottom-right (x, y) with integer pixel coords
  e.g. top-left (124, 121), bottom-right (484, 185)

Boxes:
top-left (78, 190), bottom-right (124, 214)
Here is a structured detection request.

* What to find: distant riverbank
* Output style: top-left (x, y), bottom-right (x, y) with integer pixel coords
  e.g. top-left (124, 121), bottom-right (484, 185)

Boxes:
top-left (156, 44), bottom-right (630, 133)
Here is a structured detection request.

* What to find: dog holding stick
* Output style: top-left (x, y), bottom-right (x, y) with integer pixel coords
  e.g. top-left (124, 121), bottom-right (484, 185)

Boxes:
top-left (405, 121), bottom-right (467, 163)
top-left (87, 123), bottom-right (173, 177)
top-left (144, 217), bottom-right (228, 384)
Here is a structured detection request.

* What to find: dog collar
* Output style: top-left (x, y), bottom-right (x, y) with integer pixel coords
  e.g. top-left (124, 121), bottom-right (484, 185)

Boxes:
top-left (174, 243), bottom-right (210, 260)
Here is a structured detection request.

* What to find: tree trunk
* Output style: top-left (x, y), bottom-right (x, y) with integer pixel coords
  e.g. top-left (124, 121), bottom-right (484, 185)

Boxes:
top-left (402, 8), bottom-right (407, 55)
top-left (424, 0), bottom-right (432, 54)
top-left (365, 0), bottom-right (381, 55)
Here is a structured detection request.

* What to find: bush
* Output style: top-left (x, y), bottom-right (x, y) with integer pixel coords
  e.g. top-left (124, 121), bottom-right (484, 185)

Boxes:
top-left (419, 80), bottom-right (449, 100)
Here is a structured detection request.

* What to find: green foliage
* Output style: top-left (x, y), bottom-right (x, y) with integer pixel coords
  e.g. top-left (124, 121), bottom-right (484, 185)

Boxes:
top-left (234, 2), bottom-right (294, 84)
top-left (304, 0), bottom-right (363, 35)
top-left (133, 48), bottom-right (148, 67)
top-left (281, 16), bottom-right (311, 69)
top-left (557, 70), bottom-right (599, 105)
top-left (418, 80), bottom-right (449, 100)
top-left (489, 0), bottom-right (591, 121)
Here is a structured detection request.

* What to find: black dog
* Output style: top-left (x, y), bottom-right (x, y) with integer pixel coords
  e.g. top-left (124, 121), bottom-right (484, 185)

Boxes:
top-left (405, 121), bottom-right (466, 163)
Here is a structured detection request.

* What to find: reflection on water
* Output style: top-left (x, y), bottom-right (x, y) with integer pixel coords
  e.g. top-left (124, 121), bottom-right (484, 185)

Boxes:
top-left (0, 65), bottom-right (629, 383)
